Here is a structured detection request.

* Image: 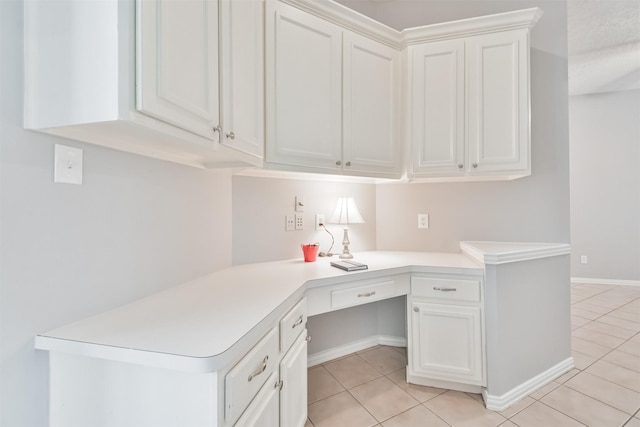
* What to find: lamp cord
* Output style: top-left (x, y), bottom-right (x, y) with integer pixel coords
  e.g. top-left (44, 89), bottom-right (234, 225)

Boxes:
top-left (319, 223), bottom-right (335, 257)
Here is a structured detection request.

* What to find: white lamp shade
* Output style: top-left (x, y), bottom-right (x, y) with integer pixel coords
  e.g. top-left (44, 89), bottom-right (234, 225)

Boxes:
top-left (329, 197), bottom-right (364, 225)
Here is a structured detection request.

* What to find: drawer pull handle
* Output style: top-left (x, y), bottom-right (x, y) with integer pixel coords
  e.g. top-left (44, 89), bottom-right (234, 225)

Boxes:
top-left (358, 291), bottom-right (376, 298)
top-left (433, 287), bottom-right (457, 292)
top-left (248, 356), bottom-right (269, 382)
top-left (292, 315), bottom-right (304, 328)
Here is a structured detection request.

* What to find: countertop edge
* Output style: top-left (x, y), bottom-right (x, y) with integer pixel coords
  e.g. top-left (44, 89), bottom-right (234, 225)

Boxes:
top-left (460, 241), bottom-right (572, 265)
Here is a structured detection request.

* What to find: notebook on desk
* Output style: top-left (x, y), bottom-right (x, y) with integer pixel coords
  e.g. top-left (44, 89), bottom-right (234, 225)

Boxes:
top-left (330, 260), bottom-right (368, 271)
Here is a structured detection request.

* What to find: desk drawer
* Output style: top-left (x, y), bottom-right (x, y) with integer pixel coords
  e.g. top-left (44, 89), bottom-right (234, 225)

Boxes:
top-left (225, 327), bottom-right (279, 423)
top-left (412, 276), bottom-right (481, 302)
top-left (331, 279), bottom-right (401, 310)
top-left (280, 297), bottom-right (307, 353)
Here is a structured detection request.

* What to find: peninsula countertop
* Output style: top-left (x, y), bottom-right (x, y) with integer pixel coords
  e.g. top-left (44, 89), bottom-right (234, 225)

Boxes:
top-left (34, 243), bottom-right (569, 373)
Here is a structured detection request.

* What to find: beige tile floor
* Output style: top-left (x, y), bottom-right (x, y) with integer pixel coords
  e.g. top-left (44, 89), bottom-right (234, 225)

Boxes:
top-left (306, 282), bottom-right (640, 427)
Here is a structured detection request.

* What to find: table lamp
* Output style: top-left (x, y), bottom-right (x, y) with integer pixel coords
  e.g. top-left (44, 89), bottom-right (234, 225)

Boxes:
top-left (329, 197), bottom-right (365, 259)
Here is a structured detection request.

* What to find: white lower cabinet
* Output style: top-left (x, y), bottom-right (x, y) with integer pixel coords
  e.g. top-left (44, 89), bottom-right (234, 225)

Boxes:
top-left (227, 298), bottom-right (308, 427)
top-left (407, 275), bottom-right (485, 391)
top-left (234, 372), bottom-right (280, 427)
top-left (279, 332), bottom-right (309, 427)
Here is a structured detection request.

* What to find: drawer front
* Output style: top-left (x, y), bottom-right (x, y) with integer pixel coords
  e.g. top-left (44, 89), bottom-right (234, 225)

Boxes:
top-left (225, 327), bottom-right (279, 423)
top-left (411, 276), bottom-right (481, 302)
top-left (280, 297), bottom-right (307, 353)
top-left (331, 279), bottom-right (401, 310)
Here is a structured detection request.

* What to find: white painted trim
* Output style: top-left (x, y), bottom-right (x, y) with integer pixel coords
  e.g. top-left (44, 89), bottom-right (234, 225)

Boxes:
top-left (571, 277), bottom-right (640, 287)
top-left (402, 7), bottom-right (543, 45)
top-left (483, 357), bottom-right (574, 411)
top-left (460, 241), bottom-right (571, 265)
top-left (278, 0), bottom-right (404, 49)
top-left (307, 335), bottom-right (406, 367)
top-left (277, 1), bottom-right (542, 50)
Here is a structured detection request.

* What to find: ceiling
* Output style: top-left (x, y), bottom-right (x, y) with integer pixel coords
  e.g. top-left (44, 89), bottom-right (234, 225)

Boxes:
top-left (567, 0), bottom-right (640, 95)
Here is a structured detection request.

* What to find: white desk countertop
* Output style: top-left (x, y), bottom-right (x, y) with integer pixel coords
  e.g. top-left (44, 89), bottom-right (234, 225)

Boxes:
top-left (34, 244), bottom-right (569, 373)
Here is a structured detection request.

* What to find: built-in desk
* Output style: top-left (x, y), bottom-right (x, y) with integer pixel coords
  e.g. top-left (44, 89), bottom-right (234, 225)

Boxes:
top-left (35, 243), bottom-right (572, 426)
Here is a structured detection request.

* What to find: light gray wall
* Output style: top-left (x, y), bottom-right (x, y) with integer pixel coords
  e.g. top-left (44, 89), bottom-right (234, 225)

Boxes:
top-left (231, 175), bottom-right (377, 264)
top-left (484, 256), bottom-right (571, 396)
top-left (570, 90), bottom-right (640, 282)
top-left (373, 0), bottom-right (570, 253)
top-left (1, 1), bottom-right (234, 426)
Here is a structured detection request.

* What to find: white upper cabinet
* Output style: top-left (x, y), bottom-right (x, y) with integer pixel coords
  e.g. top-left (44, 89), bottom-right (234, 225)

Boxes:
top-left (219, 0), bottom-right (265, 159)
top-left (24, 0), bottom-right (263, 168)
top-left (407, 8), bottom-right (542, 181)
top-left (265, 1), bottom-right (343, 172)
top-left (411, 39), bottom-right (465, 177)
top-left (137, 0), bottom-right (220, 140)
top-left (265, 1), bottom-right (402, 179)
top-left (343, 32), bottom-right (402, 177)
top-left (466, 30), bottom-right (529, 176)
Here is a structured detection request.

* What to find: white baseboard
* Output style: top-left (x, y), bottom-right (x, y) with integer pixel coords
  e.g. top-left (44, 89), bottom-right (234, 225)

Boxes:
top-left (308, 335), bottom-right (406, 367)
top-left (483, 357), bottom-right (574, 411)
top-left (571, 277), bottom-right (640, 287)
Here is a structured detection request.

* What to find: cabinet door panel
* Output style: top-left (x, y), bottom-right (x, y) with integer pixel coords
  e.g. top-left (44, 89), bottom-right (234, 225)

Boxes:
top-left (137, 0), bottom-right (219, 141)
top-left (266, 1), bottom-right (342, 170)
top-left (343, 32), bottom-right (401, 177)
top-left (411, 40), bottom-right (465, 176)
top-left (234, 372), bottom-right (280, 427)
top-left (410, 301), bottom-right (483, 385)
top-left (220, 0), bottom-right (264, 159)
top-left (467, 29), bottom-right (529, 174)
top-left (280, 332), bottom-right (308, 427)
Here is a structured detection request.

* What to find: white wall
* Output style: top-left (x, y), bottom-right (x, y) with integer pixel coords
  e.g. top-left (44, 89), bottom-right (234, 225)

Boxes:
top-left (570, 90), bottom-right (640, 282)
top-left (0, 2), bottom-right (234, 426)
top-left (231, 175), bottom-right (377, 264)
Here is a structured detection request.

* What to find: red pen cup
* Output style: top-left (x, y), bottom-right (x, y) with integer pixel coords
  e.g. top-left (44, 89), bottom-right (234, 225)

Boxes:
top-left (301, 243), bottom-right (319, 262)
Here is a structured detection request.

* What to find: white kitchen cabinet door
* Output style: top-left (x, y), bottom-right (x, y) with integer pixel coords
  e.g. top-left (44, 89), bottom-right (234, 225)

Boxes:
top-left (466, 29), bottom-right (530, 175)
top-left (219, 0), bottom-right (264, 159)
top-left (410, 301), bottom-right (483, 385)
top-left (410, 40), bottom-right (465, 177)
top-left (137, 0), bottom-right (219, 141)
top-left (279, 332), bottom-right (308, 427)
top-left (343, 32), bottom-right (402, 177)
top-left (265, 1), bottom-right (343, 171)
top-left (234, 372), bottom-right (280, 427)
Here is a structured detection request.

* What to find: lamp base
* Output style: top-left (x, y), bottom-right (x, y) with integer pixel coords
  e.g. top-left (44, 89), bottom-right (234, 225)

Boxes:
top-left (339, 228), bottom-right (354, 259)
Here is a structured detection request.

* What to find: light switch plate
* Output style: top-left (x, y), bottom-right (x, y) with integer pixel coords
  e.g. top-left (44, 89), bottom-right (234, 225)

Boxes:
top-left (418, 213), bottom-right (429, 229)
top-left (54, 144), bottom-right (83, 185)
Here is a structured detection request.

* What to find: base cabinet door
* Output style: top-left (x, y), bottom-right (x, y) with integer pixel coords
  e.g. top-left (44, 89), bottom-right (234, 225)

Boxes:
top-left (279, 332), bottom-right (308, 427)
top-left (234, 372), bottom-right (280, 427)
top-left (410, 301), bottom-right (483, 385)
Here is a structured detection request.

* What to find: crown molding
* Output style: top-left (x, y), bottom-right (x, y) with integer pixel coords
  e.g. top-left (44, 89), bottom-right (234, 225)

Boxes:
top-left (402, 7), bottom-right (544, 45)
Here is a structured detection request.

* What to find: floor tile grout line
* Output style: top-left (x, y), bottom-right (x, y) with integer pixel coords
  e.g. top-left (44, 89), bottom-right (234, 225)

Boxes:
top-left (533, 398), bottom-right (590, 426)
top-left (561, 376), bottom-right (640, 415)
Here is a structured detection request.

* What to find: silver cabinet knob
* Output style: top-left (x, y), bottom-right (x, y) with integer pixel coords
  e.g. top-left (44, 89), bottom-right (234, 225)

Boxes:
top-left (458, 163), bottom-right (463, 169)
top-left (336, 160), bottom-right (342, 166)
top-left (212, 125), bottom-right (222, 133)
top-left (472, 163), bottom-right (478, 168)
top-left (345, 161), bottom-right (351, 167)
top-left (226, 132), bottom-right (235, 140)
top-left (413, 307), bottom-right (419, 313)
